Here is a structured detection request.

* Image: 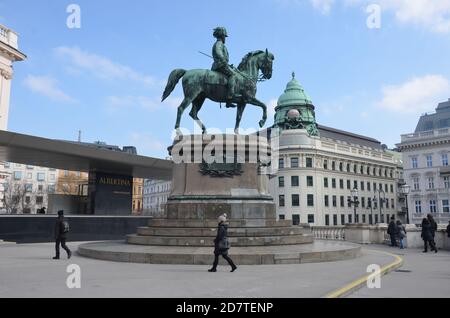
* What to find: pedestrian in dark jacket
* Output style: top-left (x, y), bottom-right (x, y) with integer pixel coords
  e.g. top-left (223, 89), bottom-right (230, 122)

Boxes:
top-left (427, 214), bottom-right (438, 238)
top-left (387, 216), bottom-right (398, 247)
top-left (421, 218), bottom-right (437, 253)
top-left (447, 221), bottom-right (450, 238)
top-left (396, 220), bottom-right (406, 249)
top-left (53, 210), bottom-right (71, 260)
top-left (208, 214), bottom-right (237, 273)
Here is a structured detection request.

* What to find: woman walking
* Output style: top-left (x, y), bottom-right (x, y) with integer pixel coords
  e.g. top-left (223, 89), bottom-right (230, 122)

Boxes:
top-left (396, 220), bottom-right (407, 249)
top-left (421, 218), bottom-right (437, 253)
top-left (208, 214), bottom-right (237, 273)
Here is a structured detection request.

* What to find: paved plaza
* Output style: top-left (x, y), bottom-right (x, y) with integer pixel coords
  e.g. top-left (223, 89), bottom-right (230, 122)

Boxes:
top-left (1, 241), bottom-right (449, 298)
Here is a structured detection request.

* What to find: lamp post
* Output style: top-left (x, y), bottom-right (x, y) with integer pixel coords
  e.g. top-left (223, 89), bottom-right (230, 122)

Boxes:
top-left (348, 188), bottom-right (360, 223)
top-left (399, 184), bottom-right (411, 224)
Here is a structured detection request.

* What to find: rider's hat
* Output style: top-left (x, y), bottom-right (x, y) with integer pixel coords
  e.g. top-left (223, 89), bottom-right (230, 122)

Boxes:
top-left (213, 27), bottom-right (228, 38)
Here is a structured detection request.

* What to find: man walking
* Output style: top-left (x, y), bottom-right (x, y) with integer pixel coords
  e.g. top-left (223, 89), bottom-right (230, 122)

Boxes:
top-left (387, 216), bottom-right (398, 247)
top-left (53, 210), bottom-right (71, 260)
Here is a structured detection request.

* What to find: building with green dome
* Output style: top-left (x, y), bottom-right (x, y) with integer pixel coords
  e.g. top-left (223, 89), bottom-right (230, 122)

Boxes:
top-left (268, 73), bottom-right (405, 226)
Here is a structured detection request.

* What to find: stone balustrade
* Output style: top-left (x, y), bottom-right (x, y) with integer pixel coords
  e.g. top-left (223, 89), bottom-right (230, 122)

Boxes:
top-left (312, 226), bottom-right (345, 240)
top-left (312, 223), bottom-right (450, 250)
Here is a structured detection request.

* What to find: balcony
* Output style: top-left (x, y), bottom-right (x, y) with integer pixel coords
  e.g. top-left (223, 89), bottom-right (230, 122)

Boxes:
top-left (0, 24), bottom-right (18, 50)
top-left (439, 166), bottom-right (450, 176)
top-left (400, 128), bottom-right (450, 143)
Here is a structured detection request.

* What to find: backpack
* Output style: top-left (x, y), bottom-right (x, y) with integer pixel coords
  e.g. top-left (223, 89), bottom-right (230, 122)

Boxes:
top-left (61, 220), bottom-right (70, 234)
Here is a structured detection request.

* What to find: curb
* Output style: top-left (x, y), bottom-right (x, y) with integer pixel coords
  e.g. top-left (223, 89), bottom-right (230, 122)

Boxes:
top-left (324, 249), bottom-right (404, 298)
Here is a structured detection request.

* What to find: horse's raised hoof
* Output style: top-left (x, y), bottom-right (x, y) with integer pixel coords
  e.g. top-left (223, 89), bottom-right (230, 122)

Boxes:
top-left (259, 120), bottom-right (266, 128)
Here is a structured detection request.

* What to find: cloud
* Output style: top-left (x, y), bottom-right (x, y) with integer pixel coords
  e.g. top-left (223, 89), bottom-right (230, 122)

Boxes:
top-left (129, 132), bottom-right (167, 157)
top-left (23, 75), bottom-right (76, 103)
top-left (379, 0), bottom-right (450, 33)
top-left (54, 46), bottom-right (160, 87)
top-left (376, 75), bottom-right (450, 113)
top-left (310, 0), bottom-right (335, 15)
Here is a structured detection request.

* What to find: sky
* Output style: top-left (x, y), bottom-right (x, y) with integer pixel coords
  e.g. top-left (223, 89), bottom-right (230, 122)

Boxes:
top-left (1, 0), bottom-right (450, 158)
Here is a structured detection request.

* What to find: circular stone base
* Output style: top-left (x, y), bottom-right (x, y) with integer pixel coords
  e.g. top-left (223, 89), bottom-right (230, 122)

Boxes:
top-left (78, 240), bottom-right (361, 265)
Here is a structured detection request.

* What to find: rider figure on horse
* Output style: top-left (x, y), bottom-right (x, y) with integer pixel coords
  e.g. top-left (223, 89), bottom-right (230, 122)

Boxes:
top-left (211, 27), bottom-right (239, 108)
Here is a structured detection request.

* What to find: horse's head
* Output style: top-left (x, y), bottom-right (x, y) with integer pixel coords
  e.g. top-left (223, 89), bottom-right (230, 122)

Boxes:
top-left (238, 50), bottom-right (275, 80)
top-left (259, 49), bottom-right (275, 80)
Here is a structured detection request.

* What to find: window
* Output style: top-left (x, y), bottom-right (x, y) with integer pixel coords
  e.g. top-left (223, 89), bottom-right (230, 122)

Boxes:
top-left (4, 162), bottom-right (10, 168)
top-left (340, 196), bottom-right (345, 207)
top-left (278, 177), bottom-right (285, 187)
top-left (48, 184), bottom-right (56, 193)
top-left (348, 214), bottom-right (353, 224)
top-left (347, 180), bottom-right (351, 190)
top-left (430, 200), bottom-right (437, 213)
top-left (332, 178), bottom-right (336, 189)
top-left (385, 184), bottom-right (388, 193)
top-left (291, 176), bottom-right (299, 187)
top-left (292, 215), bottom-right (300, 225)
top-left (426, 155), bottom-right (433, 167)
top-left (362, 215), bottom-right (366, 223)
top-left (324, 195), bottom-right (329, 207)
top-left (361, 197), bottom-right (365, 208)
top-left (341, 215), bottom-right (345, 225)
top-left (428, 177), bottom-right (435, 189)
top-left (291, 157), bottom-right (299, 168)
top-left (307, 214), bottom-right (315, 224)
top-left (279, 195), bottom-right (285, 207)
top-left (391, 199), bottom-right (395, 209)
top-left (444, 176), bottom-right (450, 189)
top-left (443, 200), bottom-right (449, 213)
top-left (14, 171), bottom-right (22, 180)
top-left (367, 167), bottom-right (370, 175)
top-left (279, 158), bottom-right (285, 169)
top-left (354, 181), bottom-right (358, 189)
top-left (38, 185), bottom-right (43, 192)
top-left (339, 162), bottom-right (343, 171)
top-left (368, 197), bottom-right (372, 208)
top-left (347, 196), bottom-right (352, 207)
top-left (307, 194), bottom-right (314, 207)
top-left (354, 165), bottom-right (357, 173)
top-left (347, 164), bottom-right (351, 172)
top-left (25, 196), bottom-right (31, 204)
top-left (306, 158), bottom-right (313, 168)
top-left (324, 177), bottom-right (329, 188)
top-left (373, 182), bottom-right (377, 191)
top-left (411, 158), bottom-right (418, 169)
top-left (333, 215), bottom-right (338, 226)
top-left (339, 179), bottom-right (344, 189)
top-left (367, 182), bottom-right (371, 192)
top-left (415, 201), bottom-right (422, 213)
top-left (323, 160), bottom-right (328, 170)
top-left (37, 173), bottom-right (45, 182)
top-left (413, 177), bottom-right (420, 191)
top-left (279, 214), bottom-right (285, 220)
top-left (36, 196), bottom-right (44, 204)
top-left (332, 161), bottom-right (336, 170)
top-left (390, 184), bottom-right (394, 193)
top-left (332, 195), bottom-right (337, 207)
top-left (360, 166), bottom-right (364, 174)
top-left (325, 215), bottom-right (330, 226)
top-left (442, 154), bottom-right (449, 166)
top-left (50, 174), bottom-right (55, 181)
top-left (360, 181), bottom-right (365, 191)
top-left (292, 194), bottom-right (300, 207)
top-left (306, 176), bottom-right (313, 187)
top-left (25, 184), bottom-right (32, 192)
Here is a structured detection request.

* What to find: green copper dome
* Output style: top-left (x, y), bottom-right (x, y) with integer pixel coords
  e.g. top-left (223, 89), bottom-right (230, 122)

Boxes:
top-left (276, 72), bottom-right (312, 108)
top-left (273, 72), bottom-right (318, 136)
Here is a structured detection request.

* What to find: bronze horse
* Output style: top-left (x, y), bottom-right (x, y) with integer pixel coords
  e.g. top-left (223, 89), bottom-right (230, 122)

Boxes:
top-left (162, 50), bottom-right (274, 134)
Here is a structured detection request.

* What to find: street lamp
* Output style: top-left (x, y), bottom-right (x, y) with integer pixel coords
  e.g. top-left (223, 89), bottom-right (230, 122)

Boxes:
top-left (399, 184), bottom-right (411, 224)
top-left (348, 188), bottom-right (360, 223)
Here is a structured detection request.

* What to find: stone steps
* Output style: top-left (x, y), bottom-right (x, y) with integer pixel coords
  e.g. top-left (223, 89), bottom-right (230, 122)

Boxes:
top-left (148, 218), bottom-right (294, 228)
top-left (136, 226), bottom-right (310, 237)
top-left (127, 233), bottom-right (314, 247)
top-left (77, 240), bottom-right (362, 265)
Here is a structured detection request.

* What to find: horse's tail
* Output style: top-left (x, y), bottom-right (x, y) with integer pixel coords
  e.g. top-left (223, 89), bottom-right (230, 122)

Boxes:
top-left (161, 69), bottom-right (186, 102)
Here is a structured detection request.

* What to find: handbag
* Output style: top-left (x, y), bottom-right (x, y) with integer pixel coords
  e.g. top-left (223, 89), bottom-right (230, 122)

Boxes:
top-left (218, 237), bottom-right (231, 250)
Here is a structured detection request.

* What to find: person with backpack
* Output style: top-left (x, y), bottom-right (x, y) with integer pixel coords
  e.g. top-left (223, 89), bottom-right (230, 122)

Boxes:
top-left (53, 210), bottom-right (71, 260)
top-left (421, 218), bottom-right (437, 253)
top-left (387, 216), bottom-right (398, 247)
top-left (396, 220), bottom-right (407, 249)
top-left (208, 213), bottom-right (237, 273)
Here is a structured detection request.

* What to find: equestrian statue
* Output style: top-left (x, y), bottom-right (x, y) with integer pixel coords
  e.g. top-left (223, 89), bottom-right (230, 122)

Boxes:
top-left (162, 27), bottom-right (275, 134)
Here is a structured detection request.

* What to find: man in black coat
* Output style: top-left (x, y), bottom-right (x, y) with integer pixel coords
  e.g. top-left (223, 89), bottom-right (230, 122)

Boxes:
top-left (53, 210), bottom-right (71, 260)
top-left (208, 214), bottom-right (237, 272)
top-left (447, 221), bottom-right (450, 238)
top-left (422, 218), bottom-right (437, 253)
top-left (387, 216), bottom-right (398, 247)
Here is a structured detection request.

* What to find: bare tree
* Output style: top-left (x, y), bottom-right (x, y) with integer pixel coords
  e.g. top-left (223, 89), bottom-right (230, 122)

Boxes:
top-left (2, 180), bottom-right (28, 214)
